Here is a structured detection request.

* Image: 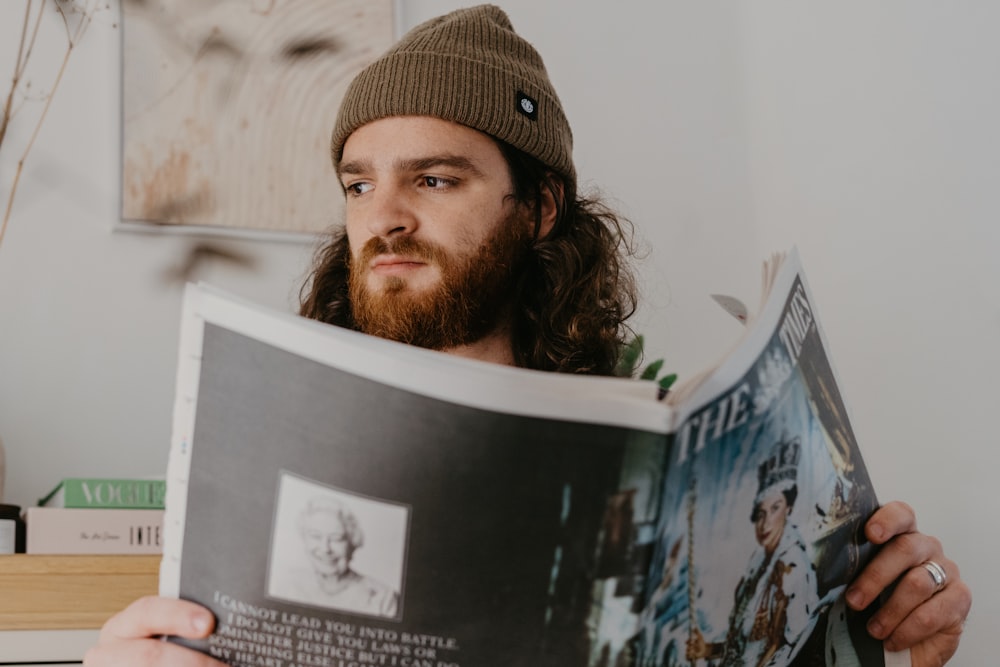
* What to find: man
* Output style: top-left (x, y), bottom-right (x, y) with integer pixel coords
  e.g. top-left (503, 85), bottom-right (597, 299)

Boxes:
top-left (687, 437), bottom-right (819, 666)
top-left (269, 497), bottom-right (399, 618)
top-left (297, 6), bottom-right (635, 375)
top-left (84, 6), bottom-right (970, 666)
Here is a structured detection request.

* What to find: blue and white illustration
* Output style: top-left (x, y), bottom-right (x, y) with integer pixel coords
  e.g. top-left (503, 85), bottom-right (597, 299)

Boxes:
top-left (631, 276), bottom-right (880, 667)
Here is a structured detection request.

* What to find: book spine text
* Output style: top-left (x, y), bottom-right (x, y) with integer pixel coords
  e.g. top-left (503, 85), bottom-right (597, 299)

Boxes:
top-left (25, 508), bottom-right (164, 555)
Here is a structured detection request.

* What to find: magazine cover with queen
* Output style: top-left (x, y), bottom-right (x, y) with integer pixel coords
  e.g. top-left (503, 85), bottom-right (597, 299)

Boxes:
top-left (597, 271), bottom-right (884, 667)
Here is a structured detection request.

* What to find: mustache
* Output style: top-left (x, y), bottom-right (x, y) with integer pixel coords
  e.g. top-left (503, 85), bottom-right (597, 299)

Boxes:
top-left (358, 236), bottom-right (444, 265)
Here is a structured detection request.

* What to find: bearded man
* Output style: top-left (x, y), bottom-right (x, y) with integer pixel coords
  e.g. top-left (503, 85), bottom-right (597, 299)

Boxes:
top-left (297, 10), bottom-right (635, 375)
top-left (85, 6), bottom-right (970, 667)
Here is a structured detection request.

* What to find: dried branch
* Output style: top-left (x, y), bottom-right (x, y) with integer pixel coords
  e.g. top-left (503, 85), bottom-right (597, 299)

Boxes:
top-left (20, 2), bottom-right (48, 80)
top-left (0, 0), bottom-right (98, 248)
top-left (1, 2), bottom-right (37, 151)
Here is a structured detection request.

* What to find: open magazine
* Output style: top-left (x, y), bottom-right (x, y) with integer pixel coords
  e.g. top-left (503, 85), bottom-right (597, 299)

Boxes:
top-left (161, 249), bottom-right (899, 667)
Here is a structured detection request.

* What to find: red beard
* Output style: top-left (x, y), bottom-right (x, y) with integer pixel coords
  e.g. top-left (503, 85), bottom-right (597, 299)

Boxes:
top-left (348, 212), bottom-right (531, 350)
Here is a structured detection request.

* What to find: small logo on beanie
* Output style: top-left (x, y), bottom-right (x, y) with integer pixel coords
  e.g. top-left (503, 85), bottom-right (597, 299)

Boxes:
top-left (516, 91), bottom-right (537, 120)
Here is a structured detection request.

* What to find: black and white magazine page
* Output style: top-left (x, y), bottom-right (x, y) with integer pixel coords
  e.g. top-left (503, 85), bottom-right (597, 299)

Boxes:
top-left (162, 284), bottom-right (674, 667)
top-left (629, 249), bottom-right (890, 667)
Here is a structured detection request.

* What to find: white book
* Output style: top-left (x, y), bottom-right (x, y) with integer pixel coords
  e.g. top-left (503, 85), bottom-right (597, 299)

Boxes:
top-left (24, 507), bottom-right (164, 555)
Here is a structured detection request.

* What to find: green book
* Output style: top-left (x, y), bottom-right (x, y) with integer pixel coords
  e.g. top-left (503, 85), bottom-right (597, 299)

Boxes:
top-left (38, 477), bottom-right (166, 509)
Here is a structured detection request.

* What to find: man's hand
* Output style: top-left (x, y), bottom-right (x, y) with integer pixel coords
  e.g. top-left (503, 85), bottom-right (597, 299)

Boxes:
top-left (83, 596), bottom-right (223, 666)
top-left (846, 501), bottom-right (972, 667)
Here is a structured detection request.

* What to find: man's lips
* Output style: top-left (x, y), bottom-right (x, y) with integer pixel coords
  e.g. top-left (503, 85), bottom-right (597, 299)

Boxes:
top-left (370, 255), bottom-right (428, 275)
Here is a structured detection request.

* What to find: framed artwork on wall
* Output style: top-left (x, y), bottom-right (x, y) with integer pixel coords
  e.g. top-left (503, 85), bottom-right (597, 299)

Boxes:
top-left (120, 0), bottom-right (395, 238)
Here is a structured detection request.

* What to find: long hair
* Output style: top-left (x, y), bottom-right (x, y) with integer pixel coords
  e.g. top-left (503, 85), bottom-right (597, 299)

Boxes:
top-left (299, 140), bottom-right (639, 376)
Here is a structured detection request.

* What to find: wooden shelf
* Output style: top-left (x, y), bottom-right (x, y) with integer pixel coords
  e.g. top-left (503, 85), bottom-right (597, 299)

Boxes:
top-left (0, 554), bottom-right (159, 630)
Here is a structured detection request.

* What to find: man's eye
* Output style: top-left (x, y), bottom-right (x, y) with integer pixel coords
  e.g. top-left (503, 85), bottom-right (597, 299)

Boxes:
top-left (422, 176), bottom-right (452, 188)
top-left (346, 182), bottom-right (373, 195)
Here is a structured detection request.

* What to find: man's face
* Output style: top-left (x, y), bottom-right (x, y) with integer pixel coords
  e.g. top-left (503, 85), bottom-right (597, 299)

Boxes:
top-left (339, 116), bottom-right (531, 350)
top-left (300, 510), bottom-right (352, 577)
top-left (753, 489), bottom-right (790, 554)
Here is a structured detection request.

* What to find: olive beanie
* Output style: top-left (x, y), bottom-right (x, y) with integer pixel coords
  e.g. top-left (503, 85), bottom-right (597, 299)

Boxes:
top-left (331, 4), bottom-right (574, 184)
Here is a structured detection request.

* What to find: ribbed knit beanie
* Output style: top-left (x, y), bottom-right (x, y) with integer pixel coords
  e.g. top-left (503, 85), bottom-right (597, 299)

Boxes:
top-left (331, 4), bottom-right (575, 185)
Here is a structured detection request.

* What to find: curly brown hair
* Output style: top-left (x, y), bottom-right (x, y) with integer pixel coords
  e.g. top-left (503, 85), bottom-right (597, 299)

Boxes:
top-left (299, 139), bottom-right (639, 376)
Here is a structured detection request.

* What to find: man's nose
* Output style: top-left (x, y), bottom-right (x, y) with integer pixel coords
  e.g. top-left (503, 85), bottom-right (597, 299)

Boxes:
top-left (364, 184), bottom-right (418, 238)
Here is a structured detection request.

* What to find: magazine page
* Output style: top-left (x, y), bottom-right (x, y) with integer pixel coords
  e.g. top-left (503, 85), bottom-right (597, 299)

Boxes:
top-left (660, 253), bottom-right (787, 412)
top-left (162, 284), bottom-right (675, 667)
top-left (629, 250), bottom-right (885, 667)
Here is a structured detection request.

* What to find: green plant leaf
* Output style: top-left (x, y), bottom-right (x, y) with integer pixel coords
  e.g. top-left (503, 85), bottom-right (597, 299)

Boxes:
top-left (640, 358), bottom-right (664, 380)
top-left (658, 373), bottom-right (678, 392)
top-left (614, 334), bottom-right (645, 377)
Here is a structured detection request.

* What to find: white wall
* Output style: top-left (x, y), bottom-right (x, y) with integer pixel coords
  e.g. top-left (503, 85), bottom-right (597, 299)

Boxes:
top-left (0, 2), bottom-right (992, 663)
top-left (733, 5), bottom-right (998, 664)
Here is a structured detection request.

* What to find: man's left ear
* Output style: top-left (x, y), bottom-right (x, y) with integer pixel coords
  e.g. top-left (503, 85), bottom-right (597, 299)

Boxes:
top-left (536, 176), bottom-right (563, 240)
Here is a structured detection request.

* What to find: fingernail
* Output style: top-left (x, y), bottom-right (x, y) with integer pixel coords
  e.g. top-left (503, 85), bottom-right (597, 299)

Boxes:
top-left (869, 523), bottom-right (885, 542)
top-left (846, 587), bottom-right (864, 609)
top-left (193, 615), bottom-right (211, 634)
top-left (867, 618), bottom-right (884, 639)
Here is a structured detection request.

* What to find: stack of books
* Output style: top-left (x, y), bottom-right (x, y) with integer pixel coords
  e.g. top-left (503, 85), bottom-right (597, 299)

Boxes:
top-left (25, 478), bottom-right (164, 555)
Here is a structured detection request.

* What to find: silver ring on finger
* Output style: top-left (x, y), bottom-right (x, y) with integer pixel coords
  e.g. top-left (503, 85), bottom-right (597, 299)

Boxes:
top-left (922, 560), bottom-right (947, 594)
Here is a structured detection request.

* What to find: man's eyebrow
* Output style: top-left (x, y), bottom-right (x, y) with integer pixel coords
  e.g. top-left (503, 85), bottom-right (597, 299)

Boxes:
top-left (338, 159), bottom-right (372, 177)
top-left (338, 154), bottom-right (485, 178)
top-left (400, 155), bottom-right (484, 177)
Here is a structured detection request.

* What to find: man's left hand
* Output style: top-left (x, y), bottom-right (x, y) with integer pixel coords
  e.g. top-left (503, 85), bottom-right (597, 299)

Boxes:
top-left (846, 501), bottom-right (971, 666)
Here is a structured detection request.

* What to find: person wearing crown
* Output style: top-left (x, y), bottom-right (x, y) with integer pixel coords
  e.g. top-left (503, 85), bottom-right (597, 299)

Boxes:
top-left (687, 436), bottom-right (819, 667)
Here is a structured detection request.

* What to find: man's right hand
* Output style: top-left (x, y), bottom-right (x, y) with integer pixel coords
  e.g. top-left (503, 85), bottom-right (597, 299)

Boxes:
top-left (83, 596), bottom-right (222, 666)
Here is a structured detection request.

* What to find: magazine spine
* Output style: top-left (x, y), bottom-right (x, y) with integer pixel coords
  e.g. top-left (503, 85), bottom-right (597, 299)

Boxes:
top-left (38, 478), bottom-right (166, 509)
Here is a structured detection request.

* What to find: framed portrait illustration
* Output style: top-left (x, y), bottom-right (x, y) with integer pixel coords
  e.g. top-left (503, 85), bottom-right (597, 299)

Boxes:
top-left (266, 471), bottom-right (409, 620)
top-left (120, 0), bottom-right (395, 237)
